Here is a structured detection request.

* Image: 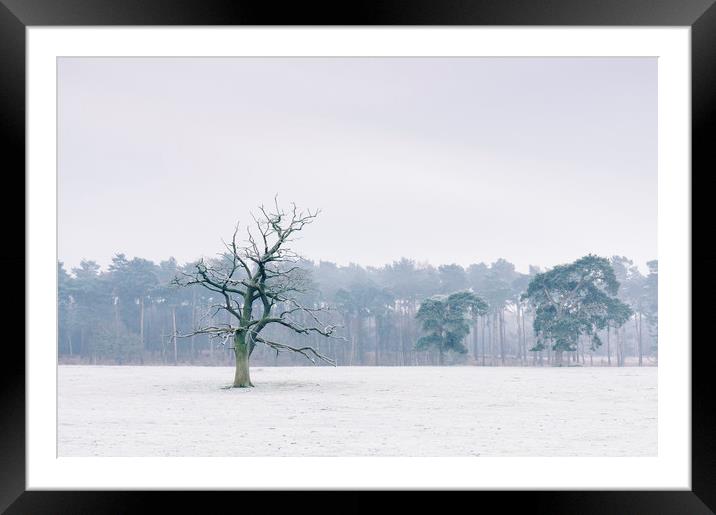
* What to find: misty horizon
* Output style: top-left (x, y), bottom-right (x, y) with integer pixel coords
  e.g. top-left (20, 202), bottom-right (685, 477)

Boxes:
top-left (58, 247), bottom-right (656, 277)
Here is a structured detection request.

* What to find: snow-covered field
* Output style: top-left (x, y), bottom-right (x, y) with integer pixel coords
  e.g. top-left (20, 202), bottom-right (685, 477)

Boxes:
top-left (58, 365), bottom-right (657, 457)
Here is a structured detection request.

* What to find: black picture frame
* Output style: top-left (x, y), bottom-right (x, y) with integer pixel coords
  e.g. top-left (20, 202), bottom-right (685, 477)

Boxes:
top-left (2, 1), bottom-right (714, 513)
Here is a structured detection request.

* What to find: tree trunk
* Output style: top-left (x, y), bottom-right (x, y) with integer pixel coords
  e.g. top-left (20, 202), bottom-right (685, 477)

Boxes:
top-left (606, 327), bottom-right (611, 366)
top-left (355, 315), bottom-right (363, 365)
top-left (398, 302), bottom-right (406, 366)
top-left (555, 349), bottom-right (563, 366)
top-left (345, 314), bottom-right (353, 366)
top-left (499, 310), bottom-right (505, 366)
top-left (487, 314), bottom-right (492, 365)
top-left (375, 317), bottom-right (380, 366)
top-left (346, 316), bottom-right (354, 366)
top-left (172, 306), bottom-right (178, 365)
top-left (481, 316), bottom-right (486, 366)
top-left (515, 306), bottom-right (522, 366)
top-left (114, 297), bottom-right (120, 339)
top-left (472, 319), bottom-right (478, 363)
top-left (490, 313), bottom-right (496, 366)
top-left (139, 297), bottom-right (145, 365)
top-left (190, 290), bottom-right (196, 364)
top-left (233, 332), bottom-right (253, 387)
top-left (350, 334), bottom-right (356, 366)
top-left (522, 308), bottom-right (528, 364)
top-left (637, 312), bottom-right (643, 366)
top-left (160, 316), bottom-right (166, 365)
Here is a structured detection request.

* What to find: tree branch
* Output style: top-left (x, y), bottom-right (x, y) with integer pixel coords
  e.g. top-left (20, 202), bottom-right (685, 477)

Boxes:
top-left (254, 335), bottom-right (336, 366)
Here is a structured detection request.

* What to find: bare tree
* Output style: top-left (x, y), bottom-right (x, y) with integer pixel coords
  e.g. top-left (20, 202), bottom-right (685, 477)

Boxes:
top-left (172, 201), bottom-right (340, 387)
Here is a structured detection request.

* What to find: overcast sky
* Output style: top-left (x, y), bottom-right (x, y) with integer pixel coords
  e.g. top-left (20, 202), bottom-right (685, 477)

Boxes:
top-left (58, 57), bottom-right (656, 274)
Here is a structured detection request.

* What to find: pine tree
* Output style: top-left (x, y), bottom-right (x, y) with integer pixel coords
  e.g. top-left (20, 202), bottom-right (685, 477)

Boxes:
top-left (416, 291), bottom-right (489, 365)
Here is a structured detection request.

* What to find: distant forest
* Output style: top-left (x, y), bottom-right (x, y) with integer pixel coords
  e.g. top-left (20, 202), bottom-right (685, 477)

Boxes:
top-left (57, 255), bottom-right (657, 367)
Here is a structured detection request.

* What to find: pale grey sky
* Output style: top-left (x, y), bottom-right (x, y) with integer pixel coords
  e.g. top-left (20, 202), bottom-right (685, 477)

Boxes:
top-left (58, 57), bottom-right (656, 273)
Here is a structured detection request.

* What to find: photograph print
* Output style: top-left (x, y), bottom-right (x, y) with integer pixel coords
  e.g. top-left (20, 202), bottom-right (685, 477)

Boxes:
top-left (57, 56), bottom-right (657, 457)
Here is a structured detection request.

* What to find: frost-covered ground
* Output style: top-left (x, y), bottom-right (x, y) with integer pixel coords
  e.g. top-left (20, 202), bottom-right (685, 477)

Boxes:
top-left (58, 365), bottom-right (656, 457)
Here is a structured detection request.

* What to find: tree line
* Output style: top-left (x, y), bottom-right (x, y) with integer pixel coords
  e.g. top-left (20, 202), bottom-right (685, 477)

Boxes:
top-left (58, 253), bottom-right (657, 368)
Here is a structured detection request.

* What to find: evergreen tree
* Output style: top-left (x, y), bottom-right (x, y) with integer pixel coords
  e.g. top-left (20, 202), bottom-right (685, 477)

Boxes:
top-left (416, 291), bottom-right (489, 365)
top-left (644, 259), bottom-right (658, 356)
top-left (438, 264), bottom-right (468, 294)
top-left (522, 254), bottom-right (632, 365)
